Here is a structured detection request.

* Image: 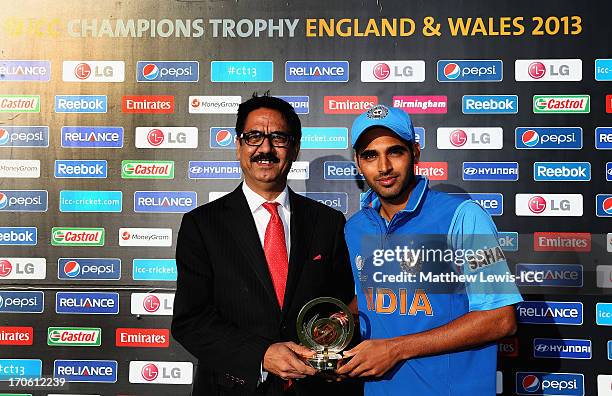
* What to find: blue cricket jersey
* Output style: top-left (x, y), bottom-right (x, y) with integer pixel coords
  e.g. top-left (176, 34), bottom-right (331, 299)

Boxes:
top-left (344, 176), bottom-right (522, 396)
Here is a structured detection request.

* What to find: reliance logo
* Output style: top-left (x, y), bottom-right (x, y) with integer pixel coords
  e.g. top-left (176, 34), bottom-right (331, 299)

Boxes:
top-left (285, 61), bottom-right (349, 82)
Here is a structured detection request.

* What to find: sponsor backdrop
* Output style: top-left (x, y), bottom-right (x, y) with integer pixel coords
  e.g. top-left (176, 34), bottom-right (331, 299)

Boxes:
top-left (0, 1), bottom-right (611, 395)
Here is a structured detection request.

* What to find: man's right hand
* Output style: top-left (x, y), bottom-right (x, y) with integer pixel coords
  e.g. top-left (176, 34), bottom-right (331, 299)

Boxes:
top-left (263, 342), bottom-right (317, 379)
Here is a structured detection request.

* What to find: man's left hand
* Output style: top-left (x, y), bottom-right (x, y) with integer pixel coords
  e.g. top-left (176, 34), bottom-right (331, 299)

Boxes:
top-left (335, 339), bottom-right (401, 378)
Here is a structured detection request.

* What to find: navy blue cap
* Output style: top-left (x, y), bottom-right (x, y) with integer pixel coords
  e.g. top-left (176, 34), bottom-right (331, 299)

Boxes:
top-left (351, 104), bottom-right (415, 149)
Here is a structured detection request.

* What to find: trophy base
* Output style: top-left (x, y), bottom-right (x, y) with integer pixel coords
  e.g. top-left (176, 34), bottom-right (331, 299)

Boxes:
top-left (306, 353), bottom-right (343, 371)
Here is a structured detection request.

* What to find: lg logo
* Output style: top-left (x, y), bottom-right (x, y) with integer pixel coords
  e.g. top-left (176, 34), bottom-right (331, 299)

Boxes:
top-left (528, 196), bottom-right (547, 213)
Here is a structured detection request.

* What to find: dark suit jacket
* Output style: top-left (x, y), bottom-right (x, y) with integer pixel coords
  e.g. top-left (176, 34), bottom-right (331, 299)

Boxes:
top-left (172, 185), bottom-right (360, 396)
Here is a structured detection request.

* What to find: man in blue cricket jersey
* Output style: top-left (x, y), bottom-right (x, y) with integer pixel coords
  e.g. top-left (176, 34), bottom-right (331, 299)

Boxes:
top-left (336, 104), bottom-right (522, 395)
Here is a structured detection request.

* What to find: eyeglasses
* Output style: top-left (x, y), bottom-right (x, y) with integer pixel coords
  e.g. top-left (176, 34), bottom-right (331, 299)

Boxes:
top-left (240, 131), bottom-right (294, 148)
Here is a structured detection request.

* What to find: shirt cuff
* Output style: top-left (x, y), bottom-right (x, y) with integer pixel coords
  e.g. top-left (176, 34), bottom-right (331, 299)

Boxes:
top-left (258, 362), bottom-right (268, 386)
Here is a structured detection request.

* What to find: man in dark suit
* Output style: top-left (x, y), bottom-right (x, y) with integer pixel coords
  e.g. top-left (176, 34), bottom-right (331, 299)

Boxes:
top-left (172, 94), bottom-right (359, 395)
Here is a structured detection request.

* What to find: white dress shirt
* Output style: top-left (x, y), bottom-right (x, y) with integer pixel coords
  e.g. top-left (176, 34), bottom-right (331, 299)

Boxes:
top-left (242, 182), bottom-right (291, 255)
top-left (242, 182), bottom-right (291, 384)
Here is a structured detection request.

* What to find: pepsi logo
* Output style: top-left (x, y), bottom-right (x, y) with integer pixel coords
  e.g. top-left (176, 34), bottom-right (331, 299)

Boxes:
top-left (443, 63), bottom-right (461, 79)
top-left (0, 192), bottom-right (7, 210)
top-left (0, 128), bottom-right (9, 145)
top-left (215, 130), bottom-right (233, 147)
top-left (141, 363), bottom-right (159, 381)
top-left (0, 259), bottom-right (13, 277)
top-left (528, 62), bottom-right (546, 79)
top-left (142, 64), bottom-right (160, 80)
top-left (143, 295), bottom-right (161, 313)
top-left (450, 129), bottom-right (468, 147)
top-left (528, 196), bottom-right (547, 214)
top-left (121, 231), bottom-right (131, 240)
top-left (603, 197), bottom-right (612, 215)
top-left (522, 374), bottom-right (540, 392)
top-left (63, 260), bottom-right (81, 277)
top-left (373, 63), bottom-right (391, 80)
top-left (74, 63), bottom-right (92, 80)
top-left (521, 129), bottom-right (539, 147)
top-left (147, 129), bottom-right (165, 146)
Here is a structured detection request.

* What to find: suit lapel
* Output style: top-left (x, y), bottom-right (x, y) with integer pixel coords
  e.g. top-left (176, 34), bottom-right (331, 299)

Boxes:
top-left (282, 189), bottom-right (315, 317)
top-left (223, 185), bottom-right (281, 315)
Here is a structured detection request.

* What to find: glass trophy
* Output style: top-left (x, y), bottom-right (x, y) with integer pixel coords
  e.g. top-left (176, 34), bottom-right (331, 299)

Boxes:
top-left (296, 297), bottom-right (354, 371)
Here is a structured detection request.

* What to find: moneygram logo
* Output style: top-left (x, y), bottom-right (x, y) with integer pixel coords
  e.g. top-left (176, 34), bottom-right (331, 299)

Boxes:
top-left (449, 193), bottom-right (503, 216)
top-left (209, 127), bottom-right (237, 149)
top-left (285, 61), bottom-right (349, 82)
top-left (288, 161), bottom-right (310, 180)
top-left (52, 227), bottom-right (105, 246)
top-left (462, 95), bottom-right (518, 114)
top-left (55, 95), bottom-right (107, 113)
top-left (533, 338), bottom-right (591, 359)
top-left (595, 127), bottom-right (612, 149)
top-left (54, 359), bottom-right (118, 383)
top-left (122, 160), bottom-right (174, 179)
top-left (211, 61), bottom-right (273, 82)
top-left (516, 264), bottom-right (583, 287)
top-left (189, 95), bottom-right (241, 114)
top-left (533, 95), bottom-right (590, 113)
top-left (392, 96), bottom-right (447, 114)
top-left (437, 128), bottom-right (503, 149)
top-left (361, 60), bottom-right (425, 82)
top-left (516, 372), bottom-right (584, 395)
top-left (0, 258), bottom-right (46, 280)
top-left (515, 127), bottom-right (582, 150)
top-left (122, 95), bottom-right (174, 113)
top-left (0, 190), bottom-right (48, 212)
top-left (275, 95), bottom-right (309, 114)
top-left (596, 194), bottom-right (612, 217)
top-left (0, 95), bottom-right (40, 112)
top-left (132, 259), bottom-right (177, 281)
top-left (515, 59), bottom-right (582, 81)
top-left (63, 61), bottom-right (125, 82)
top-left (0, 291), bottom-right (44, 313)
top-left (533, 162), bottom-right (590, 182)
top-left (55, 292), bottom-right (119, 315)
top-left (189, 161), bottom-right (241, 179)
top-left (516, 194), bottom-right (583, 217)
top-left (137, 61), bottom-right (199, 82)
top-left (129, 361), bottom-right (193, 384)
top-left (324, 96), bottom-right (377, 114)
top-left (61, 126), bottom-right (123, 148)
top-left (116, 328), bottom-right (170, 348)
top-left (48, 327), bottom-right (101, 346)
top-left (0, 159), bottom-right (40, 178)
top-left (517, 301), bottom-right (583, 325)
top-left (462, 162), bottom-right (519, 181)
top-left (534, 232), bottom-right (591, 252)
top-left (133, 191), bottom-right (197, 213)
top-left (437, 60), bottom-right (503, 82)
top-left (135, 127), bottom-right (198, 149)
top-left (120, 228), bottom-right (172, 247)
top-left (0, 227), bottom-right (37, 246)
top-left (0, 60), bottom-right (50, 81)
top-left (131, 293), bottom-right (174, 315)
top-left (58, 258), bottom-right (121, 280)
top-left (0, 126), bottom-right (48, 147)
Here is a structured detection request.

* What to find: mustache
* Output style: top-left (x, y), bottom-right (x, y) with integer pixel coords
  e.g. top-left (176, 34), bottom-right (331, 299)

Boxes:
top-left (251, 153), bottom-right (280, 163)
top-left (375, 172), bottom-right (400, 181)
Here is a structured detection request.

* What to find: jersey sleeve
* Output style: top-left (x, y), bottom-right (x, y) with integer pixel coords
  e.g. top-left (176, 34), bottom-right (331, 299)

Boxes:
top-left (448, 200), bottom-right (523, 311)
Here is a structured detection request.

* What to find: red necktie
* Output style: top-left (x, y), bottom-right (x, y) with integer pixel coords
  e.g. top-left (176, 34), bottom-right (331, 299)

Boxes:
top-left (262, 202), bottom-right (288, 308)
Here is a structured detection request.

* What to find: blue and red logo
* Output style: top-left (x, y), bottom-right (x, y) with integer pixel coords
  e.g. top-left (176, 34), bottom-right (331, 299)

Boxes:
top-left (515, 127), bottom-right (582, 149)
top-left (443, 63), bottom-right (461, 79)
top-left (596, 194), bottom-right (612, 217)
top-left (58, 258), bottom-right (121, 280)
top-left (516, 372), bottom-right (583, 395)
top-left (0, 129), bottom-right (8, 145)
top-left (209, 128), bottom-right (236, 149)
top-left (437, 60), bottom-right (503, 82)
top-left (142, 64), bottom-right (159, 79)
